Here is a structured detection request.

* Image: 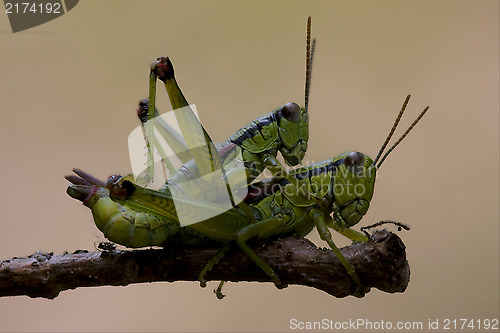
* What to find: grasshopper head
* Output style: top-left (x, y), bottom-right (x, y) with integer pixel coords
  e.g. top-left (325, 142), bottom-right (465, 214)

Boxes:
top-left (333, 151), bottom-right (377, 227)
top-left (276, 102), bottom-right (309, 166)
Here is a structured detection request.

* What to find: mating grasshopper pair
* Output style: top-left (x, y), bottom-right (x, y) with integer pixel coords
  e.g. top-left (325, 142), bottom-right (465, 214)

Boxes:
top-left (66, 17), bottom-right (428, 298)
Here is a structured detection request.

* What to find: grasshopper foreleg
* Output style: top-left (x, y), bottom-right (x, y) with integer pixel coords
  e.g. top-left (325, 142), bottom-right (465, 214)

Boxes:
top-left (328, 202), bottom-right (369, 243)
top-left (309, 208), bottom-right (369, 297)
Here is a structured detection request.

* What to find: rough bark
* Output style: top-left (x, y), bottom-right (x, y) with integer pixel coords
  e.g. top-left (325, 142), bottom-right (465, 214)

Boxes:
top-left (0, 230), bottom-right (409, 299)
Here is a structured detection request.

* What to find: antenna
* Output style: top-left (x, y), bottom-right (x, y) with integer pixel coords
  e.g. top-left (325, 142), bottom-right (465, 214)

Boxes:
top-left (376, 105), bottom-right (429, 168)
top-left (373, 95), bottom-right (411, 166)
top-left (305, 17), bottom-right (315, 111)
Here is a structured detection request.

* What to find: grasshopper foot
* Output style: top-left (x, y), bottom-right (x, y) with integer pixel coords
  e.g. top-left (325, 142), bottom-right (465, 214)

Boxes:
top-left (352, 283), bottom-right (370, 298)
top-left (151, 57), bottom-right (174, 82)
top-left (213, 281), bottom-right (226, 299)
top-left (273, 279), bottom-right (288, 290)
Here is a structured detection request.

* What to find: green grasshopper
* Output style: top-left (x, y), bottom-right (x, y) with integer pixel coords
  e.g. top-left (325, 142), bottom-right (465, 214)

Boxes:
top-left (67, 94), bottom-right (427, 297)
top-left (66, 17), bottom-right (429, 297)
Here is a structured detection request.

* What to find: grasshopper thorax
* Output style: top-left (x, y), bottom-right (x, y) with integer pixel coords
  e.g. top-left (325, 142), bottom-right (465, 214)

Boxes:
top-left (333, 151), bottom-right (377, 227)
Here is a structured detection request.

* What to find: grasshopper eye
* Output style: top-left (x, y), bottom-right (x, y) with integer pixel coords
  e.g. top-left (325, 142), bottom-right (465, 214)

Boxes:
top-left (106, 175), bottom-right (121, 187)
top-left (279, 103), bottom-right (301, 123)
top-left (344, 152), bottom-right (364, 174)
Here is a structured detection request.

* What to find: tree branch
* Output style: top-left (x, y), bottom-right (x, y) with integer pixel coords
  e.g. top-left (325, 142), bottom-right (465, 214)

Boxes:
top-left (0, 230), bottom-right (409, 299)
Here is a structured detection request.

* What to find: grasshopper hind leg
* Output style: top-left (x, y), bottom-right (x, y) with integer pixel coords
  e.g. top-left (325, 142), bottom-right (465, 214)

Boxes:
top-left (198, 215), bottom-right (290, 295)
top-left (198, 244), bottom-right (230, 288)
top-left (233, 215), bottom-right (290, 290)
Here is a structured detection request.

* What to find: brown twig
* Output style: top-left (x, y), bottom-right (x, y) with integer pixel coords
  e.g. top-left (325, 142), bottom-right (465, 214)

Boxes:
top-left (0, 230), bottom-right (409, 299)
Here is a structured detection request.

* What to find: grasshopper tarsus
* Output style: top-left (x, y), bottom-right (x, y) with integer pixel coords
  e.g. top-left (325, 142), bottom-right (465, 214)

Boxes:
top-left (136, 99), bottom-right (151, 123)
top-left (214, 281), bottom-right (226, 299)
top-left (353, 285), bottom-right (370, 298)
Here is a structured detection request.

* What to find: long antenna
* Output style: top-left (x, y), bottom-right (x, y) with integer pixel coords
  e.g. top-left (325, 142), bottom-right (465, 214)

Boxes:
top-left (305, 17), bottom-right (315, 111)
top-left (376, 105), bottom-right (429, 168)
top-left (373, 95), bottom-right (411, 166)
top-left (308, 39), bottom-right (316, 101)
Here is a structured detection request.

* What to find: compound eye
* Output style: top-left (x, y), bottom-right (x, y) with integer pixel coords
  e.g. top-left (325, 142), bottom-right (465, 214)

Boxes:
top-left (280, 103), bottom-right (301, 123)
top-left (106, 175), bottom-right (121, 187)
top-left (344, 152), bottom-right (364, 169)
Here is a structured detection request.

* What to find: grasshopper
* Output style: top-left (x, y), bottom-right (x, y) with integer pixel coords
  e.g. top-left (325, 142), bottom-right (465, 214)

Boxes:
top-left (66, 17), bottom-right (429, 297)
top-left (67, 95), bottom-right (427, 297)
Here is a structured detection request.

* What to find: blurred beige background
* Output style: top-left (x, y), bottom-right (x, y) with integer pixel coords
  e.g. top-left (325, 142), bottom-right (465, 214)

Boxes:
top-left (1, 1), bottom-right (498, 332)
